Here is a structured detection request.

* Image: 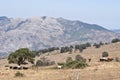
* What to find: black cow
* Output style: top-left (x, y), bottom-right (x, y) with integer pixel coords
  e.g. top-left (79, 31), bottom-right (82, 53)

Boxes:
top-left (13, 66), bottom-right (18, 69)
top-left (23, 67), bottom-right (29, 70)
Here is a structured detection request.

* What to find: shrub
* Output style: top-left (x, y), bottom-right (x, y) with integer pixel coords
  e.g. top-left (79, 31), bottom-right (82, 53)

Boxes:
top-left (36, 60), bottom-right (43, 66)
top-left (65, 61), bottom-right (88, 69)
top-left (60, 46), bottom-right (69, 53)
top-left (115, 57), bottom-right (120, 62)
top-left (15, 71), bottom-right (24, 77)
top-left (105, 42), bottom-right (108, 45)
top-left (36, 59), bottom-right (55, 66)
top-left (102, 52), bottom-right (109, 57)
top-left (112, 38), bottom-right (120, 43)
top-left (72, 62), bottom-right (88, 69)
top-left (66, 57), bottom-right (73, 63)
top-left (85, 42), bottom-right (91, 47)
top-left (75, 55), bottom-right (86, 62)
top-left (93, 43), bottom-right (101, 48)
top-left (65, 60), bottom-right (78, 68)
top-left (63, 55), bottom-right (88, 69)
top-left (99, 42), bottom-right (104, 45)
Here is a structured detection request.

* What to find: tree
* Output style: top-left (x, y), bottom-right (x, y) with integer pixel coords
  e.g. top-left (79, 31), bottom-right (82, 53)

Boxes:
top-left (60, 46), bottom-right (71, 53)
top-left (99, 42), bottom-right (104, 45)
top-left (70, 45), bottom-right (74, 48)
top-left (79, 47), bottom-right (83, 52)
top-left (93, 43), bottom-right (100, 48)
top-left (102, 52), bottom-right (109, 57)
top-left (85, 42), bottom-right (91, 47)
top-left (111, 38), bottom-right (120, 43)
top-left (8, 48), bottom-right (35, 65)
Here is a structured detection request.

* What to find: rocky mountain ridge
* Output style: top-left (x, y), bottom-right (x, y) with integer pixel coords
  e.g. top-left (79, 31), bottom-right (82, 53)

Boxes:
top-left (0, 16), bottom-right (119, 57)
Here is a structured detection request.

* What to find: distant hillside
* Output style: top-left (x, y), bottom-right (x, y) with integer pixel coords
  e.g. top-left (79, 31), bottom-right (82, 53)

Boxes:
top-left (112, 29), bottom-right (120, 34)
top-left (38, 42), bottom-right (120, 63)
top-left (0, 16), bottom-right (119, 56)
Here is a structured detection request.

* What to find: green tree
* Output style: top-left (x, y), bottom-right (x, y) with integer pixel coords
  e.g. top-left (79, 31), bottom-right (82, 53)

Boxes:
top-left (8, 48), bottom-right (35, 65)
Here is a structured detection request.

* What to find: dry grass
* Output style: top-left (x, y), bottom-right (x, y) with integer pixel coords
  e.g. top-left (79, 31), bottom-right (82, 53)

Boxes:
top-left (1, 62), bottom-right (120, 80)
top-left (38, 42), bottom-right (120, 63)
top-left (1, 42), bottom-right (120, 80)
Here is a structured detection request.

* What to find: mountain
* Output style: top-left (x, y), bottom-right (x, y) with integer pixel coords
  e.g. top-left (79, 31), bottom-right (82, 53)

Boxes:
top-left (112, 29), bottom-right (120, 34)
top-left (0, 16), bottom-right (119, 56)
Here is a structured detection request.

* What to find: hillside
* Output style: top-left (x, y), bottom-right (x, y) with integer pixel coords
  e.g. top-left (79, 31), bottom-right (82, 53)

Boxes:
top-left (112, 29), bottom-right (120, 34)
top-left (0, 16), bottom-right (119, 56)
top-left (37, 42), bottom-right (120, 63)
top-left (1, 42), bottom-right (120, 80)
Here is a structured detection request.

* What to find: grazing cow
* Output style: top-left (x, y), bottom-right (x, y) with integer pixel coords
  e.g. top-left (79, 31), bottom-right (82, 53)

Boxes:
top-left (23, 67), bottom-right (29, 70)
top-left (88, 58), bottom-right (91, 62)
top-left (107, 58), bottom-right (113, 62)
top-left (9, 66), bottom-right (13, 69)
top-left (13, 66), bottom-right (18, 69)
top-left (100, 57), bottom-right (107, 61)
top-left (57, 65), bottom-right (62, 69)
top-left (100, 57), bottom-right (113, 62)
top-left (17, 66), bottom-right (22, 70)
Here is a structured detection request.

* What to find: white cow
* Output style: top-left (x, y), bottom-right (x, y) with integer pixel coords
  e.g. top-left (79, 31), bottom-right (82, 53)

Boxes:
top-left (57, 65), bottom-right (62, 69)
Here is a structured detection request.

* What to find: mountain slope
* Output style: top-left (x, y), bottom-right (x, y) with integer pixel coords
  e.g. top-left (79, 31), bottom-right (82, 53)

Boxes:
top-left (112, 29), bottom-right (120, 35)
top-left (0, 16), bottom-right (119, 56)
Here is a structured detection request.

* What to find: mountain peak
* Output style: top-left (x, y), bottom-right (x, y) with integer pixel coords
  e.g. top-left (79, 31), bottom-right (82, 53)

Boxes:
top-left (0, 16), bottom-right (119, 56)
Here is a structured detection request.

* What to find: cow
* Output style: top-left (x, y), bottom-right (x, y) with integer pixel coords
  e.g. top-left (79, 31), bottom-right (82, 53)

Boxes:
top-left (107, 58), bottom-right (113, 62)
top-left (100, 57), bottom-right (113, 62)
top-left (57, 65), bottom-right (62, 69)
top-left (9, 66), bottom-right (13, 69)
top-left (13, 66), bottom-right (18, 70)
top-left (23, 67), bottom-right (29, 70)
top-left (17, 66), bottom-right (22, 70)
top-left (88, 58), bottom-right (91, 62)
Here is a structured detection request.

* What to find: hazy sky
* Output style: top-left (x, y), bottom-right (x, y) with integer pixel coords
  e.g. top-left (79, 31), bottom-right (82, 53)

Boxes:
top-left (0, 0), bottom-right (120, 29)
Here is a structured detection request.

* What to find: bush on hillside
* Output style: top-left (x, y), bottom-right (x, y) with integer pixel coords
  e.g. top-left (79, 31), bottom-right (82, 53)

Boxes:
top-left (93, 43), bottom-right (101, 48)
top-left (72, 62), bottom-right (88, 69)
top-left (65, 60), bottom-right (88, 69)
top-left (36, 60), bottom-right (43, 66)
top-left (15, 71), bottom-right (24, 77)
top-left (66, 57), bottom-right (73, 63)
top-left (99, 42), bottom-right (104, 45)
top-left (58, 55), bottom-right (88, 69)
top-left (36, 59), bottom-right (55, 66)
top-left (111, 38), bottom-right (120, 43)
top-left (75, 55), bottom-right (86, 62)
top-left (115, 57), bottom-right (120, 62)
top-left (85, 42), bottom-right (91, 47)
top-left (102, 52), bottom-right (109, 57)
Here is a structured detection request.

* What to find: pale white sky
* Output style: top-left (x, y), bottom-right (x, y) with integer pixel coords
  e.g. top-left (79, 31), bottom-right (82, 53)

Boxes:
top-left (0, 0), bottom-right (120, 29)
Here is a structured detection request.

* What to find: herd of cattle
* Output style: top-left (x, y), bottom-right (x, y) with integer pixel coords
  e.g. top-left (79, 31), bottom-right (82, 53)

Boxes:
top-left (4, 57), bottom-right (114, 70)
top-left (8, 66), bottom-right (29, 70)
top-left (99, 57), bottom-right (113, 62)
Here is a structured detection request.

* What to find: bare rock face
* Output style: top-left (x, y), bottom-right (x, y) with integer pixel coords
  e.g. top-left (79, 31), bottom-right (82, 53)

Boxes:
top-left (0, 16), bottom-right (119, 56)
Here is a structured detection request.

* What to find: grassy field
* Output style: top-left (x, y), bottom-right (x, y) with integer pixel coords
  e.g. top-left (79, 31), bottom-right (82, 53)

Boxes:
top-left (1, 42), bottom-right (120, 80)
top-left (1, 62), bottom-right (120, 80)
